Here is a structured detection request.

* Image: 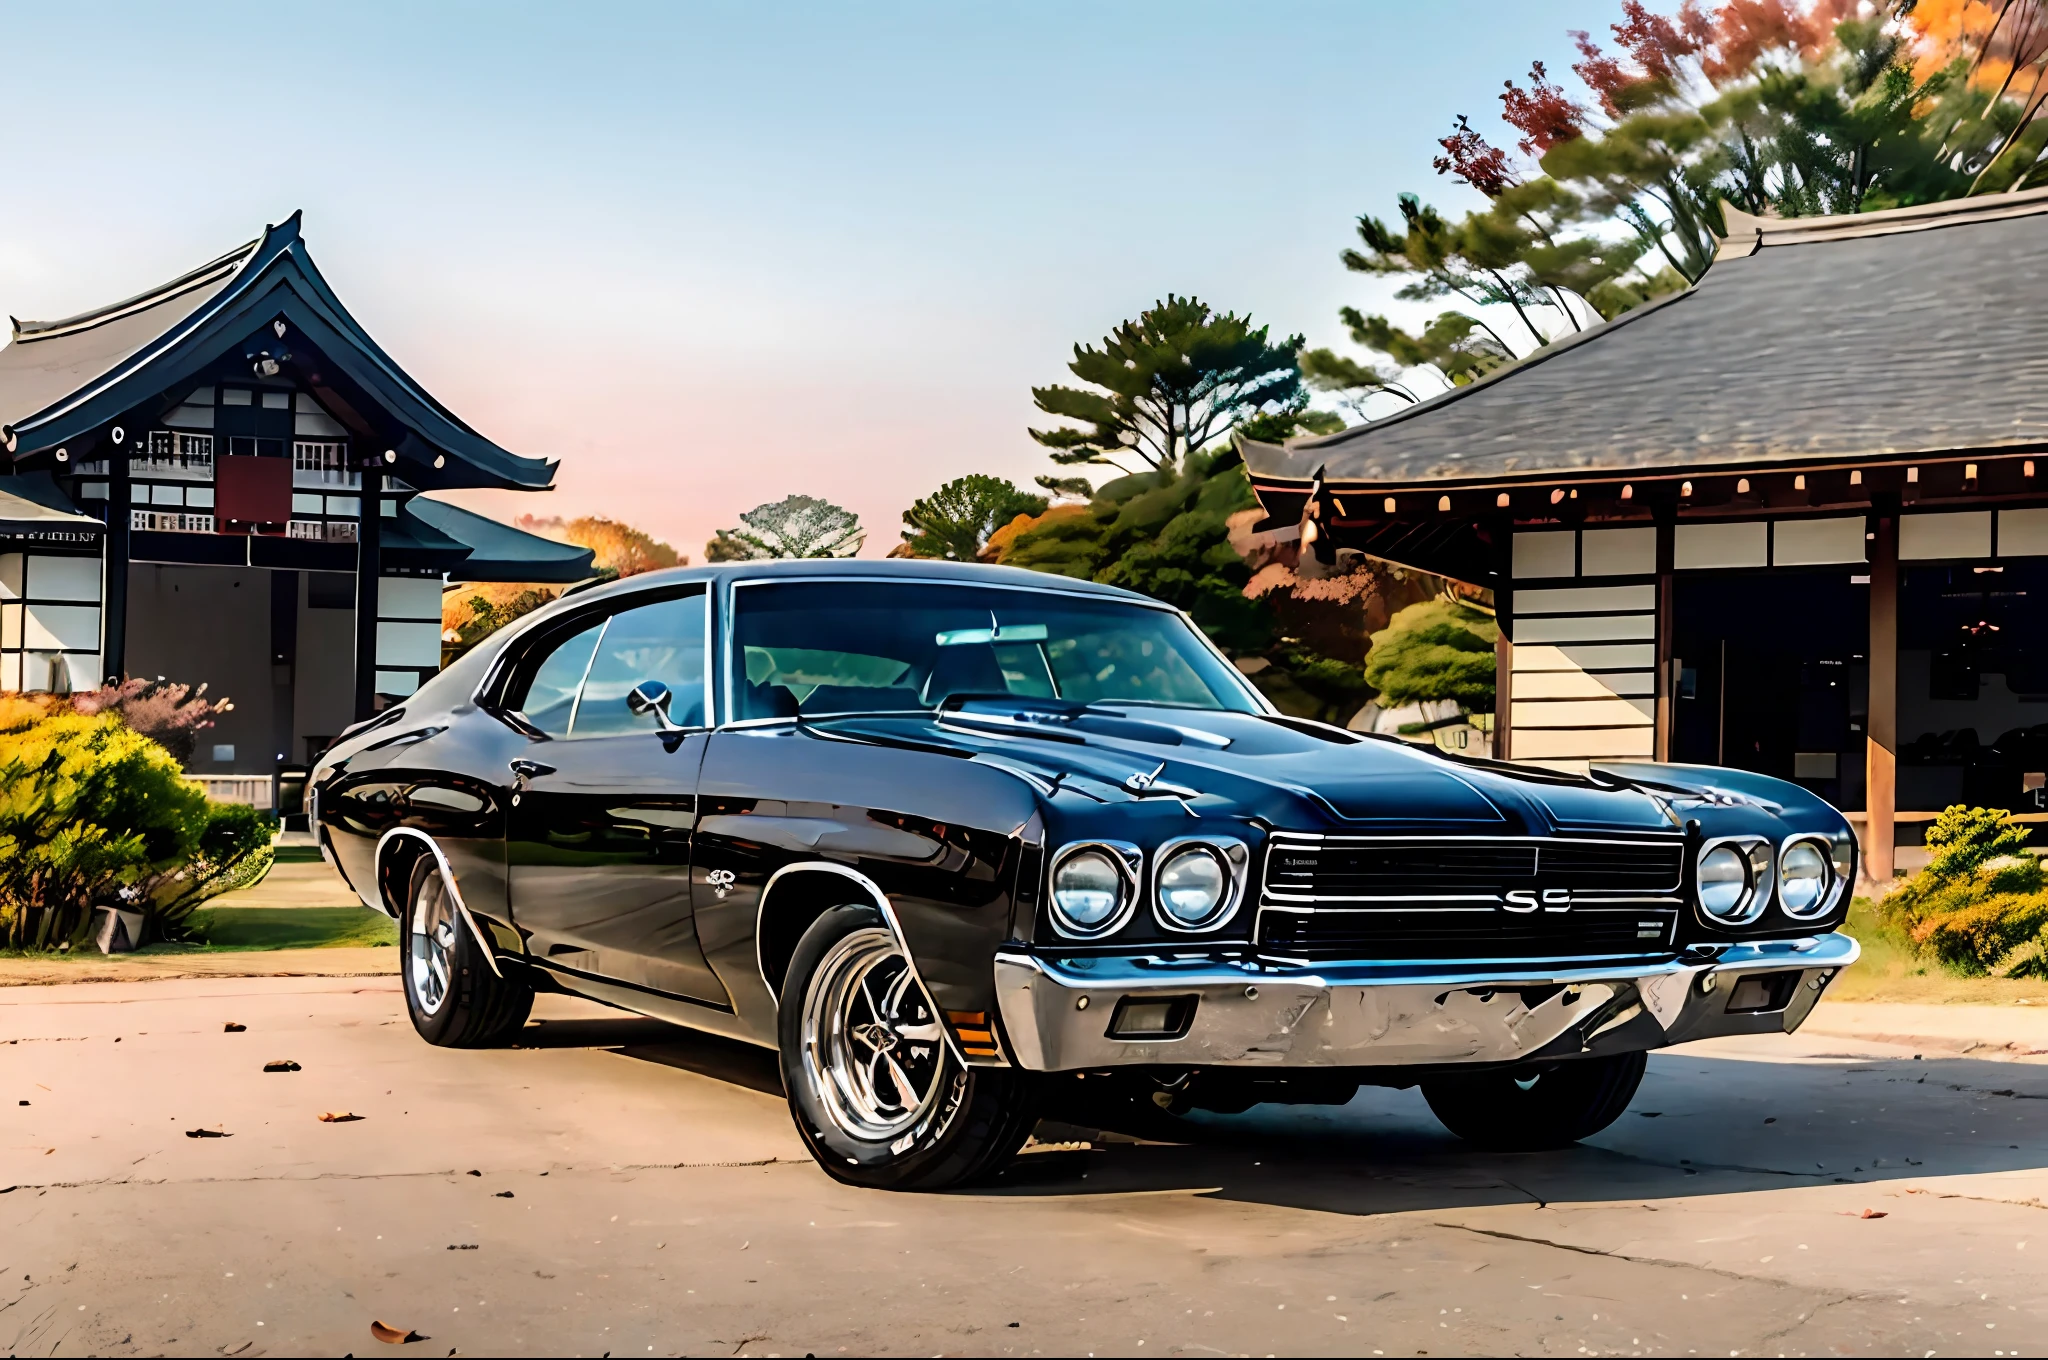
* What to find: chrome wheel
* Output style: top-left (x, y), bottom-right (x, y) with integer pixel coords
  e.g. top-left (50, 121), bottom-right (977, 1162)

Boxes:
top-left (409, 870), bottom-right (458, 1016)
top-left (799, 927), bottom-right (947, 1143)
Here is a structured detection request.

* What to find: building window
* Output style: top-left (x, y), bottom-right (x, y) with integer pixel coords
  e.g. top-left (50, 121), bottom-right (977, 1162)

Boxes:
top-left (132, 431), bottom-right (213, 480)
top-left (287, 519), bottom-right (357, 542)
top-left (292, 441), bottom-right (357, 489)
top-left (131, 510), bottom-right (216, 534)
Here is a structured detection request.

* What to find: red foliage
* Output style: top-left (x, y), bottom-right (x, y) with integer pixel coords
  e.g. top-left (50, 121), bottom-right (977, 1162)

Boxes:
top-left (1433, 115), bottom-right (1518, 196)
top-left (68, 679), bottom-right (229, 764)
top-left (1614, 1), bottom-right (1704, 82)
top-left (1701, 0), bottom-right (1833, 83)
top-left (1571, 31), bottom-right (1636, 118)
top-left (1574, 3), bottom-right (1707, 118)
top-left (1500, 61), bottom-right (1586, 156)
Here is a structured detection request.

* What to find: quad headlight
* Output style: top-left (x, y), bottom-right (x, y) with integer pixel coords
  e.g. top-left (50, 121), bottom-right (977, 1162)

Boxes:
top-left (1777, 836), bottom-right (1842, 920)
top-left (1151, 837), bottom-right (1249, 933)
top-left (1048, 842), bottom-right (1138, 939)
top-left (1695, 837), bottom-right (1774, 926)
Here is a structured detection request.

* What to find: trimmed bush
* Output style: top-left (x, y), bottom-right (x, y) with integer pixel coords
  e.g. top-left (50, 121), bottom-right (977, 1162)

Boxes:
top-left (0, 708), bottom-right (269, 950)
top-left (1878, 805), bottom-right (2048, 979)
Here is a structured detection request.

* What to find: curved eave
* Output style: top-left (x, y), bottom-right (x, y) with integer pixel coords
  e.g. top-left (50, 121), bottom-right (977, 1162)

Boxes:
top-left (5, 214), bottom-right (555, 491)
top-left (405, 496), bottom-right (596, 584)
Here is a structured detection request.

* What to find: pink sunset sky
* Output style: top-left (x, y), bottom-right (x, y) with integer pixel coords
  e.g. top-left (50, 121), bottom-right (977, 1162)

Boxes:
top-left (0, 1), bottom-right (1609, 559)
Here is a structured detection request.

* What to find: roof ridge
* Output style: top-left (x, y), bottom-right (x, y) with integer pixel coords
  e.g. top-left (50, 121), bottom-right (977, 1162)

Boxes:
top-left (12, 237), bottom-right (261, 342)
top-left (1715, 185), bottom-right (2048, 261)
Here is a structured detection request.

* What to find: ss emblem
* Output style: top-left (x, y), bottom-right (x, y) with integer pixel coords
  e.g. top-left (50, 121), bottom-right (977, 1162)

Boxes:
top-left (706, 868), bottom-right (737, 899)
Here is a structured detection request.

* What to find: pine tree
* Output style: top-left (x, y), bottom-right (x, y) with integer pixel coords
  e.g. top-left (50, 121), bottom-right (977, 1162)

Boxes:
top-left (1031, 296), bottom-right (1309, 474)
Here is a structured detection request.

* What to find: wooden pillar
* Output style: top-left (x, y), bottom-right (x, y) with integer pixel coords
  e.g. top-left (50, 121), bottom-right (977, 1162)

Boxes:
top-left (1653, 514), bottom-right (1676, 762)
top-left (352, 466), bottom-right (381, 721)
top-left (103, 442), bottom-right (131, 682)
top-left (1491, 515), bottom-right (1513, 762)
top-left (1865, 510), bottom-right (1899, 886)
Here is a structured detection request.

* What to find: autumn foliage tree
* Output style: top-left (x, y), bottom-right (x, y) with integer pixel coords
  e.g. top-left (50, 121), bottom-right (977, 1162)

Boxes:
top-left (1308, 1), bottom-right (2048, 419)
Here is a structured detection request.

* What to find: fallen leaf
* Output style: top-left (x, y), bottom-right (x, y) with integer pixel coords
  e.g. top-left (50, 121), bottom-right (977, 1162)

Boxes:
top-left (370, 1319), bottom-right (421, 1344)
top-left (184, 1128), bottom-right (231, 1139)
top-left (44, 1148), bottom-right (53, 1155)
top-left (466, 1169), bottom-right (482, 1177)
top-left (262, 1060), bottom-right (301, 1073)
top-left (318, 1112), bottom-right (364, 1124)
top-left (223, 1023), bottom-right (246, 1033)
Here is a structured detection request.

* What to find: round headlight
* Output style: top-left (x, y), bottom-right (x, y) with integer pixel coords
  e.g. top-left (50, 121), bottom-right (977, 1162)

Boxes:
top-left (1697, 844), bottom-right (1751, 922)
top-left (1156, 846), bottom-right (1229, 928)
top-left (1050, 847), bottom-right (1126, 936)
top-left (1779, 839), bottom-right (1832, 917)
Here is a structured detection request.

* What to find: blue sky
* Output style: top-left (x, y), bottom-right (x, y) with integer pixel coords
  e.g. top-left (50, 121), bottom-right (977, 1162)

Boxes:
top-left (0, 1), bottom-right (1618, 555)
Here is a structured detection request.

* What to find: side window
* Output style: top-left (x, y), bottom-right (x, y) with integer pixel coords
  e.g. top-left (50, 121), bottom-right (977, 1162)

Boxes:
top-left (514, 620), bottom-right (604, 737)
top-left (572, 591), bottom-right (709, 737)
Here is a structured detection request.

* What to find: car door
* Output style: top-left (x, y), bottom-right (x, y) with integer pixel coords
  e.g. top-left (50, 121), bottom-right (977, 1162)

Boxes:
top-left (503, 584), bottom-right (726, 1006)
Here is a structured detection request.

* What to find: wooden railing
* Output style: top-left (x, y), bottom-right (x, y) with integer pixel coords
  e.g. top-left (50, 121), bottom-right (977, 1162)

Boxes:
top-left (186, 774), bottom-right (272, 809)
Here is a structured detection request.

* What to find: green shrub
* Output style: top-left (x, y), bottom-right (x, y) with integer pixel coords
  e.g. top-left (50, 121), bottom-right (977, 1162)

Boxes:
top-left (1364, 598), bottom-right (1499, 709)
top-left (1879, 804), bottom-right (2048, 978)
top-left (0, 709), bottom-right (269, 950)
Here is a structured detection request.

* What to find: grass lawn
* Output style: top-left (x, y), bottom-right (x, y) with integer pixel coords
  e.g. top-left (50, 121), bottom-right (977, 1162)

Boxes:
top-left (187, 905), bottom-right (397, 951)
top-left (0, 904), bottom-right (395, 963)
top-left (1830, 896), bottom-right (2048, 1004)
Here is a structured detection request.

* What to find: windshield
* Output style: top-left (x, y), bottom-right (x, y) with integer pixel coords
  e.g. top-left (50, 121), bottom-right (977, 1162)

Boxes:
top-left (729, 580), bottom-right (1262, 721)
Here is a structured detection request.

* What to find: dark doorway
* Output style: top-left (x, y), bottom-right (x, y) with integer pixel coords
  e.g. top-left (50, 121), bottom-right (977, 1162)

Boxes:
top-left (1896, 561), bottom-right (2048, 813)
top-left (1671, 569), bottom-right (1869, 810)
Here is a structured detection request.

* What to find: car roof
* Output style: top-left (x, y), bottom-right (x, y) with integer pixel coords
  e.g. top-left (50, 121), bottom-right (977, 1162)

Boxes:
top-left (545, 557), bottom-right (1155, 611)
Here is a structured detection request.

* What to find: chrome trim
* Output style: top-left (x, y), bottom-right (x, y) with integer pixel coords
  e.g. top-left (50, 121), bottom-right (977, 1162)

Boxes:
top-left (374, 827), bottom-right (503, 979)
top-left (1696, 834), bottom-right (1775, 926)
top-left (1046, 840), bottom-right (1143, 940)
top-left (1150, 835), bottom-right (1251, 933)
top-left (473, 579), bottom-right (716, 738)
top-left (992, 931), bottom-right (1859, 1071)
top-left (1777, 833), bottom-right (1845, 921)
top-left (750, 860), bottom-right (972, 1067)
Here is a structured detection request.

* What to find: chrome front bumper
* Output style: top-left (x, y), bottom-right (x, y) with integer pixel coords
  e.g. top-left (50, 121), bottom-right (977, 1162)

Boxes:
top-left (992, 933), bottom-right (1860, 1072)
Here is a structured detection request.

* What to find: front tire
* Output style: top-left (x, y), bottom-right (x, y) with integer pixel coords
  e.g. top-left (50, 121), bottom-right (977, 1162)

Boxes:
top-left (1421, 1051), bottom-right (1646, 1151)
top-left (400, 855), bottom-right (532, 1048)
top-left (778, 904), bottom-right (1038, 1190)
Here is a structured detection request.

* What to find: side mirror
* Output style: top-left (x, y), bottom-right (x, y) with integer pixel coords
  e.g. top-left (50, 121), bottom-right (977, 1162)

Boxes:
top-left (627, 680), bottom-right (683, 733)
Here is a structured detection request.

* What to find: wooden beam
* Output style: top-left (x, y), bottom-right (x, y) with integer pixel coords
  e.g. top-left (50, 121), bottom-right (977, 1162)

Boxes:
top-left (1864, 511), bottom-right (1898, 887)
top-left (1654, 515), bottom-right (1675, 762)
top-left (1491, 515), bottom-right (1512, 761)
top-left (103, 440), bottom-right (130, 682)
top-left (353, 469), bottom-right (381, 721)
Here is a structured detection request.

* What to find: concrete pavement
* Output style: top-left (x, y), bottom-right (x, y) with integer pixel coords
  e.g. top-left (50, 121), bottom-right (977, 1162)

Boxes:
top-left (3, 975), bottom-right (2044, 1356)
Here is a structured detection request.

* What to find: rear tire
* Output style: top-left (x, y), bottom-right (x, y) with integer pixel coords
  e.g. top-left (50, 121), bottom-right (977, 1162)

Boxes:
top-left (1421, 1051), bottom-right (1646, 1151)
top-left (778, 904), bottom-right (1038, 1191)
top-left (400, 854), bottom-right (533, 1048)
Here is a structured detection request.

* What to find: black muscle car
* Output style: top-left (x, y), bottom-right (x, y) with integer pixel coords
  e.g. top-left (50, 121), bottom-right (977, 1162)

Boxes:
top-left (312, 560), bottom-right (1860, 1189)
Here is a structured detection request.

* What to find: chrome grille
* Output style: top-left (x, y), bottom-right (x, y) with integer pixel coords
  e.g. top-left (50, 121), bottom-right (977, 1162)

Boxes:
top-left (1258, 834), bottom-right (1686, 963)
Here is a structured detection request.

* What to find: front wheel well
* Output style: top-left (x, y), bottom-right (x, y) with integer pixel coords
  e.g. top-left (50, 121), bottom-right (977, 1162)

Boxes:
top-left (757, 868), bottom-right (887, 1000)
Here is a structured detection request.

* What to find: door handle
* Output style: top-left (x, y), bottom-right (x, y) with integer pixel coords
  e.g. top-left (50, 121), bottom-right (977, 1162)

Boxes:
top-left (508, 758), bottom-right (557, 787)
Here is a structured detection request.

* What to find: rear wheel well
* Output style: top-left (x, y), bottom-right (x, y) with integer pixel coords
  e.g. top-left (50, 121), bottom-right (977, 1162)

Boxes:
top-left (375, 834), bottom-right (434, 919)
top-left (757, 868), bottom-right (884, 999)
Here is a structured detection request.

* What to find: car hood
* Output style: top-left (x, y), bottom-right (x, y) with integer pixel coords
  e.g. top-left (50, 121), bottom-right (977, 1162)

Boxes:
top-left (806, 704), bottom-right (1681, 837)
